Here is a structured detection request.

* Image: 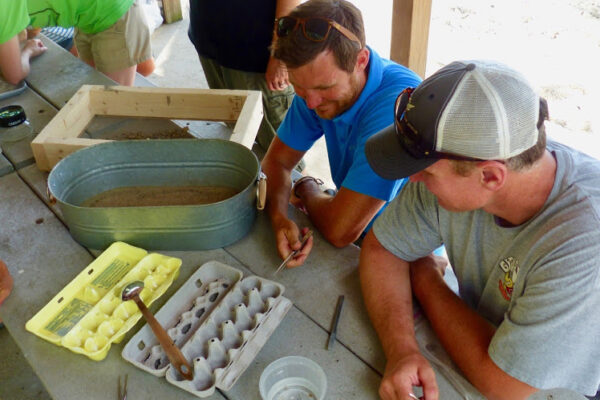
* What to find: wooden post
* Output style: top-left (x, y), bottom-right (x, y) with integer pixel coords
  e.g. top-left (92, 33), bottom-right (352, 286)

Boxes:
top-left (160, 0), bottom-right (183, 24)
top-left (390, 0), bottom-right (432, 78)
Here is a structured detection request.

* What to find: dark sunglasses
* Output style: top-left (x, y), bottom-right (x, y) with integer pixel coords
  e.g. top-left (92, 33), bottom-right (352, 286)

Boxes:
top-left (394, 87), bottom-right (488, 162)
top-left (275, 16), bottom-right (362, 47)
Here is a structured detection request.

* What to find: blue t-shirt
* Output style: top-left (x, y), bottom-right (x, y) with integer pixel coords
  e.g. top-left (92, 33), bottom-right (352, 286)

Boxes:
top-left (278, 48), bottom-right (422, 225)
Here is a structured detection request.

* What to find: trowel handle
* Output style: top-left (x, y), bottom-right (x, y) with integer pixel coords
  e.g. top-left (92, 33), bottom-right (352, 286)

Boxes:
top-left (46, 184), bottom-right (57, 206)
top-left (133, 296), bottom-right (194, 380)
top-left (257, 172), bottom-right (267, 210)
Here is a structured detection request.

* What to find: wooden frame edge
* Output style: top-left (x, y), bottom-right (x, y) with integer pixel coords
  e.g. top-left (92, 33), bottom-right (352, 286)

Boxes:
top-left (30, 85), bottom-right (263, 171)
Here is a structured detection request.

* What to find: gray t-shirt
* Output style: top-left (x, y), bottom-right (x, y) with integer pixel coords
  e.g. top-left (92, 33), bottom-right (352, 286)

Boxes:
top-left (373, 140), bottom-right (600, 395)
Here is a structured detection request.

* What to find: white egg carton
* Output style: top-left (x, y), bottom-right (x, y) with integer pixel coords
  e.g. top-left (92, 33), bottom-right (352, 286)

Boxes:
top-left (122, 260), bottom-right (292, 397)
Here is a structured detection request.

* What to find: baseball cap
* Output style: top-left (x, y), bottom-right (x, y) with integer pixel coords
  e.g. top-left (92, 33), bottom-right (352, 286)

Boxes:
top-left (365, 60), bottom-right (540, 180)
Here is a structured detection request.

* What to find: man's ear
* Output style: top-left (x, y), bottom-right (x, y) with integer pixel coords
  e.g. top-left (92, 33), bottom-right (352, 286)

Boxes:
top-left (479, 161), bottom-right (507, 191)
top-left (355, 47), bottom-right (370, 72)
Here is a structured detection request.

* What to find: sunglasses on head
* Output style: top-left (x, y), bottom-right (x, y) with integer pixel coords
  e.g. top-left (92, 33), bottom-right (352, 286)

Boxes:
top-left (275, 16), bottom-right (362, 47)
top-left (394, 87), bottom-right (488, 162)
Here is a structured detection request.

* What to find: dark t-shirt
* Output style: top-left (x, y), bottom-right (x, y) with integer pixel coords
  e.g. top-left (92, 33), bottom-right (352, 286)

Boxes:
top-left (188, 0), bottom-right (275, 73)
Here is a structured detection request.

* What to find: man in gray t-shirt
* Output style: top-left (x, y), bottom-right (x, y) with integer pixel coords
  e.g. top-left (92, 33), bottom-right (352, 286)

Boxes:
top-left (361, 60), bottom-right (600, 399)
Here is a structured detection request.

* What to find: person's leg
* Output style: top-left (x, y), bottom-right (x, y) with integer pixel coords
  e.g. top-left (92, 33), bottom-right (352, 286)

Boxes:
top-left (198, 55), bottom-right (227, 90)
top-left (199, 57), bottom-right (291, 148)
top-left (229, 69), bottom-right (303, 169)
top-left (104, 65), bottom-right (137, 86)
top-left (69, 43), bottom-right (79, 57)
top-left (256, 80), bottom-right (295, 152)
top-left (221, 68), bottom-right (295, 148)
top-left (196, 57), bottom-right (303, 169)
top-left (197, 56), bottom-right (238, 130)
top-left (136, 57), bottom-right (155, 76)
top-left (83, 0), bottom-right (152, 85)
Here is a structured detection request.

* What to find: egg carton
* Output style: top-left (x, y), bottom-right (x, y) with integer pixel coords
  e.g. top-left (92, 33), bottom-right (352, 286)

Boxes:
top-left (122, 260), bottom-right (292, 397)
top-left (26, 242), bottom-right (181, 360)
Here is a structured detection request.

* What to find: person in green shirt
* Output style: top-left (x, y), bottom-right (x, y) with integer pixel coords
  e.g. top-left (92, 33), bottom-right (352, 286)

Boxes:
top-left (0, 0), bottom-right (152, 86)
top-left (0, 0), bottom-right (46, 85)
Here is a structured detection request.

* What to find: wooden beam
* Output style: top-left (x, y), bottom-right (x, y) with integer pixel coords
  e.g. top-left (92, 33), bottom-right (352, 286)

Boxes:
top-left (88, 86), bottom-right (251, 122)
top-left (34, 138), bottom-right (111, 171)
top-left (390, 0), bottom-right (432, 78)
top-left (31, 86), bottom-right (95, 171)
top-left (160, 0), bottom-right (183, 24)
top-left (231, 91), bottom-right (264, 149)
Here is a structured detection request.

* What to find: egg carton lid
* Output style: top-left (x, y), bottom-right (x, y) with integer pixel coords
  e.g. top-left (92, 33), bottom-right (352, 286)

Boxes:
top-left (25, 241), bottom-right (181, 360)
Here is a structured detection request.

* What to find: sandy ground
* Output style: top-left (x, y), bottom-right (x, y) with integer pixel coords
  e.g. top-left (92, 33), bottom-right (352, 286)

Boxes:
top-left (426, 0), bottom-right (600, 160)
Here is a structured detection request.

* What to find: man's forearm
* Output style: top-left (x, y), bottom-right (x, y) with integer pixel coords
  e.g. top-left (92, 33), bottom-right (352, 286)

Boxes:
top-left (359, 232), bottom-right (420, 358)
top-left (412, 264), bottom-right (537, 399)
top-left (264, 167), bottom-right (293, 226)
top-left (261, 137), bottom-right (306, 230)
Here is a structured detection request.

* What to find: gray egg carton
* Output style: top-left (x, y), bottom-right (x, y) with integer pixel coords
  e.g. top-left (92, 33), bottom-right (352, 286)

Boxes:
top-left (122, 260), bottom-right (292, 397)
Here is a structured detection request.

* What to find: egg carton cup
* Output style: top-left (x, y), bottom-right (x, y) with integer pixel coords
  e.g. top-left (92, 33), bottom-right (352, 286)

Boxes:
top-left (122, 261), bottom-right (243, 375)
top-left (122, 260), bottom-right (292, 397)
top-left (26, 242), bottom-right (182, 361)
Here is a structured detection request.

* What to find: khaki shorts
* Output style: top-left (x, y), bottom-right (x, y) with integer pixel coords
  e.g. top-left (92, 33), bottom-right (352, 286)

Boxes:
top-left (75, 1), bottom-right (152, 73)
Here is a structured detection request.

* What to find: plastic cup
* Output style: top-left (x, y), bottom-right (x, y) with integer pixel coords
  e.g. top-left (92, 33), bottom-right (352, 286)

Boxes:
top-left (259, 356), bottom-right (327, 400)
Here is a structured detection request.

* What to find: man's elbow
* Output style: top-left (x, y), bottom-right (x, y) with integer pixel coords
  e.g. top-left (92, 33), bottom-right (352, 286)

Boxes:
top-left (321, 227), bottom-right (362, 248)
top-left (478, 384), bottom-right (537, 400)
top-left (468, 361), bottom-right (538, 400)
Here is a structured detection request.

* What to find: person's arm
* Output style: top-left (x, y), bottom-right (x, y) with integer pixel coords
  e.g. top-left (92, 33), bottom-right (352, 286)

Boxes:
top-left (410, 259), bottom-right (538, 400)
top-left (0, 260), bottom-right (13, 308)
top-left (0, 34), bottom-right (47, 85)
top-left (359, 231), bottom-right (439, 400)
top-left (266, 0), bottom-right (300, 91)
top-left (293, 179), bottom-right (385, 247)
top-left (261, 137), bottom-right (313, 268)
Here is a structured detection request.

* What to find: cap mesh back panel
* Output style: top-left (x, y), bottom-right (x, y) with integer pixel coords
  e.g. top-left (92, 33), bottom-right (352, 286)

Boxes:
top-left (498, 72), bottom-right (539, 155)
top-left (439, 77), bottom-right (500, 158)
top-left (438, 62), bottom-right (538, 159)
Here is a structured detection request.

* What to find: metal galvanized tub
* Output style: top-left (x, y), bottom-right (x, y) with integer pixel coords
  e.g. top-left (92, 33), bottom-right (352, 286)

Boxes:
top-left (47, 139), bottom-right (266, 250)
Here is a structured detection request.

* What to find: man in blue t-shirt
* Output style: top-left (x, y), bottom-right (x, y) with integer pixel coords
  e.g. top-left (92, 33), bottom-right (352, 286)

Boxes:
top-left (261, 0), bottom-right (422, 267)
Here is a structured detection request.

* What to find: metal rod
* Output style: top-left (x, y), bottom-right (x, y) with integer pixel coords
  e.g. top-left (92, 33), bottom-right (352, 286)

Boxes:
top-left (326, 295), bottom-right (345, 350)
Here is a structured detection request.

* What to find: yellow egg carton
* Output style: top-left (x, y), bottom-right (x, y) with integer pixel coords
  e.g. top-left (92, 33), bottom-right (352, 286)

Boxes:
top-left (25, 241), bottom-right (181, 361)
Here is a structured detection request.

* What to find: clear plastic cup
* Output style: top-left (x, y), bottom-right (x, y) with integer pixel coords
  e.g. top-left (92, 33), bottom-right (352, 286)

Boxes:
top-left (259, 356), bottom-right (327, 400)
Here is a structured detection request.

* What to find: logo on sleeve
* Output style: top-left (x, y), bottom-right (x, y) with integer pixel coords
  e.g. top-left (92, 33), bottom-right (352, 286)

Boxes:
top-left (498, 257), bottom-right (519, 301)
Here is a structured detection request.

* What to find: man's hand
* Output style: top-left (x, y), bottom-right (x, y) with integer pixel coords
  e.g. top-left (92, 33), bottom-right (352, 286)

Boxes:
top-left (380, 351), bottom-right (439, 400)
top-left (273, 217), bottom-right (313, 268)
top-left (266, 56), bottom-right (290, 91)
